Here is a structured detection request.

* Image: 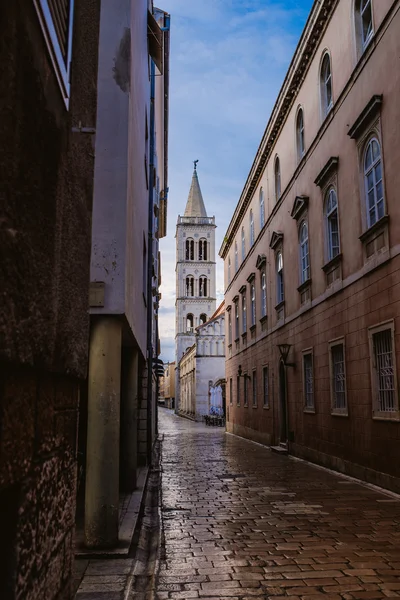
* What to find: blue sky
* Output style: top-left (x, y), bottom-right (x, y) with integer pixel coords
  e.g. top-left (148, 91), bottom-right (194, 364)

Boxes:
top-left (158, 0), bottom-right (314, 363)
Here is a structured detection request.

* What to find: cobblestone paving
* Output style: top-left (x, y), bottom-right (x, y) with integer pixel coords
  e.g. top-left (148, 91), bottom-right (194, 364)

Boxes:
top-left (156, 409), bottom-right (400, 600)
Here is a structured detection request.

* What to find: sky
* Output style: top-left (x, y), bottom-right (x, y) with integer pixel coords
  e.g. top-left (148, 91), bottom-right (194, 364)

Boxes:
top-left (158, 0), bottom-right (314, 363)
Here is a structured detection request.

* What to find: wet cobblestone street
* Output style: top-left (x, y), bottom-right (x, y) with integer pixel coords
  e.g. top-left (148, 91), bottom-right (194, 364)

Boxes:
top-left (156, 409), bottom-right (400, 600)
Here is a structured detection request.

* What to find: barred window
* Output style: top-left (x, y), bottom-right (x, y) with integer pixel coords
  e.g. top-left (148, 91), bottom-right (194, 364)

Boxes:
top-left (303, 352), bottom-right (314, 410)
top-left (34, 0), bottom-right (74, 103)
top-left (329, 340), bottom-right (347, 413)
top-left (369, 323), bottom-right (398, 417)
top-left (244, 376), bottom-right (248, 407)
top-left (263, 366), bottom-right (269, 407)
top-left (252, 371), bottom-right (257, 406)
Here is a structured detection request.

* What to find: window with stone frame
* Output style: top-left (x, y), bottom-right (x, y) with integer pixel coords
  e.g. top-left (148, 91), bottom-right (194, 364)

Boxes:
top-left (186, 314), bottom-right (194, 333)
top-left (260, 188), bottom-right (265, 228)
top-left (329, 339), bottom-right (347, 415)
top-left (229, 378), bottom-right (233, 405)
top-left (325, 187), bottom-right (340, 260)
top-left (274, 157), bottom-right (281, 202)
top-left (33, 0), bottom-right (75, 103)
top-left (244, 375), bottom-right (248, 407)
top-left (199, 276), bottom-right (208, 297)
top-left (241, 227), bottom-right (246, 261)
top-left (276, 251), bottom-right (284, 304)
top-left (296, 108), bottom-right (305, 161)
top-left (368, 321), bottom-right (399, 420)
top-left (261, 271), bottom-right (267, 318)
top-left (263, 366), bottom-right (269, 407)
top-left (234, 242), bottom-right (239, 273)
top-left (236, 375), bottom-right (240, 406)
top-left (241, 292), bottom-right (247, 333)
top-left (185, 276), bottom-right (194, 297)
top-left (228, 257), bottom-right (231, 284)
top-left (198, 238), bottom-right (208, 261)
top-left (320, 52), bottom-right (333, 119)
top-left (250, 210), bottom-right (255, 247)
top-left (299, 221), bottom-right (310, 284)
top-left (228, 309), bottom-right (232, 345)
top-left (250, 283), bottom-right (256, 327)
top-left (302, 351), bottom-right (314, 411)
top-left (364, 137), bottom-right (385, 228)
top-left (234, 299), bottom-right (239, 340)
top-left (252, 370), bottom-right (257, 407)
top-left (185, 238), bottom-right (194, 260)
top-left (355, 0), bottom-right (374, 54)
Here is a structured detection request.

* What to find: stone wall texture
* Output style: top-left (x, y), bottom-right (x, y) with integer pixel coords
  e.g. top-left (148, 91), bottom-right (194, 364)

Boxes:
top-left (0, 0), bottom-right (100, 598)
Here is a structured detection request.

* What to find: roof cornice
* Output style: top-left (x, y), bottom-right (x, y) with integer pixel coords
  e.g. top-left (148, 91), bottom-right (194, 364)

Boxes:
top-left (219, 0), bottom-right (338, 259)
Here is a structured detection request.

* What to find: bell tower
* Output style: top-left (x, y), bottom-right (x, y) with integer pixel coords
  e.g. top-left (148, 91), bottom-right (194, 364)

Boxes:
top-left (175, 163), bottom-right (216, 411)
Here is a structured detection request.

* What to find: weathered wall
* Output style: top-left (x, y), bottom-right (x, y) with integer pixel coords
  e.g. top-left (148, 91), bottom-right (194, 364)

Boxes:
top-left (0, 0), bottom-right (100, 597)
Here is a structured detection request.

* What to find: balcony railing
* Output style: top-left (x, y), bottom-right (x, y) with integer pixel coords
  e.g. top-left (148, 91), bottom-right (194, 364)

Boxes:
top-left (178, 216), bottom-right (215, 225)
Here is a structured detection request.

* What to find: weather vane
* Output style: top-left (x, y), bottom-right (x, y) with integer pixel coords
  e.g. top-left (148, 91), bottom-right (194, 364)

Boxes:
top-left (193, 159), bottom-right (199, 171)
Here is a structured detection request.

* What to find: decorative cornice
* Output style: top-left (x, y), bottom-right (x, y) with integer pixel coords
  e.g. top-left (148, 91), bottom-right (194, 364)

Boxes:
top-left (314, 157), bottom-right (339, 188)
top-left (290, 196), bottom-right (309, 220)
top-left (348, 95), bottom-right (383, 140)
top-left (232, 295), bottom-right (239, 303)
top-left (246, 272), bottom-right (256, 283)
top-left (239, 284), bottom-right (247, 294)
top-left (269, 231), bottom-right (283, 250)
top-left (256, 254), bottom-right (266, 270)
top-left (219, 0), bottom-right (339, 259)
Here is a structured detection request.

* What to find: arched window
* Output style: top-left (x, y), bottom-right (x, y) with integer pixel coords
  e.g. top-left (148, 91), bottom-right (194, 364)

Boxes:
top-left (228, 257), bottom-right (231, 284)
top-left (356, 0), bottom-right (373, 50)
top-left (186, 314), bottom-right (194, 332)
top-left (199, 238), bottom-right (207, 261)
top-left (259, 188), bottom-right (265, 228)
top-left (199, 276), bottom-right (208, 297)
top-left (299, 221), bottom-right (310, 283)
top-left (200, 313), bottom-right (207, 324)
top-left (325, 188), bottom-right (340, 260)
top-left (185, 238), bottom-right (194, 260)
top-left (242, 293), bottom-right (247, 333)
top-left (364, 138), bottom-right (384, 227)
top-left (250, 283), bottom-right (256, 326)
top-left (274, 157), bottom-right (281, 201)
top-left (234, 242), bottom-right (238, 273)
top-left (276, 252), bottom-right (284, 304)
top-left (185, 276), bottom-right (194, 297)
top-left (241, 227), bottom-right (245, 260)
top-left (296, 108), bottom-right (305, 160)
top-left (250, 210), bottom-right (255, 246)
top-left (261, 271), bottom-right (267, 317)
top-left (320, 53), bottom-right (333, 118)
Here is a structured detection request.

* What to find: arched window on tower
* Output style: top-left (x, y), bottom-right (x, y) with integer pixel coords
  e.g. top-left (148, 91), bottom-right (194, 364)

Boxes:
top-left (186, 314), bottom-right (194, 333)
top-left (200, 313), bottom-right (207, 324)
top-left (199, 276), bottom-right (208, 297)
top-left (185, 276), bottom-right (194, 297)
top-left (185, 238), bottom-right (194, 260)
top-left (199, 239), bottom-right (208, 261)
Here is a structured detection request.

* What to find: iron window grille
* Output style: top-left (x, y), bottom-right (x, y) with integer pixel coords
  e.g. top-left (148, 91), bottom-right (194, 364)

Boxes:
top-left (303, 353), bottom-right (314, 409)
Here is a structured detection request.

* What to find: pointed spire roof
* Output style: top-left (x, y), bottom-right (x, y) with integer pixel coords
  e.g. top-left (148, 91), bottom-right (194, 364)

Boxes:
top-left (184, 162), bottom-right (208, 218)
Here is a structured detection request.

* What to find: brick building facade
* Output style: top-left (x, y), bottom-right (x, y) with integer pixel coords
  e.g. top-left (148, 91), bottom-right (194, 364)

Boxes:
top-left (220, 0), bottom-right (400, 493)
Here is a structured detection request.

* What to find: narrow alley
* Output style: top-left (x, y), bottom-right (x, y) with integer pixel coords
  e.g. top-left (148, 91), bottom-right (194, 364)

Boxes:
top-left (155, 409), bottom-right (400, 600)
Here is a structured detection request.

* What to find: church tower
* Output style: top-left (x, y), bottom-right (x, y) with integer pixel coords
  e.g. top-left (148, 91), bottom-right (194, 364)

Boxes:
top-left (175, 163), bottom-right (216, 410)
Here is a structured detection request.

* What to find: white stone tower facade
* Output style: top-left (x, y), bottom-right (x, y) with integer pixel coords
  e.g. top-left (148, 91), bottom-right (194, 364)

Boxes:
top-left (175, 165), bottom-right (216, 411)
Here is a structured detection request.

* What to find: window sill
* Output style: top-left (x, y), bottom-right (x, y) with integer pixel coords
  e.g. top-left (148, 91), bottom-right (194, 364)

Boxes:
top-left (234, 338), bottom-right (240, 344)
top-left (303, 407), bottom-right (316, 414)
top-left (322, 253), bottom-right (342, 273)
top-left (244, 403), bottom-right (248, 408)
top-left (331, 409), bottom-right (349, 417)
top-left (372, 411), bottom-right (400, 422)
top-left (252, 404), bottom-right (258, 409)
top-left (259, 315), bottom-right (268, 324)
top-left (359, 214), bottom-right (389, 243)
top-left (297, 278), bottom-right (311, 294)
top-left (275, 300), bottom-right (285, 311)
top-left (263, 405), bottom-right (270, 410)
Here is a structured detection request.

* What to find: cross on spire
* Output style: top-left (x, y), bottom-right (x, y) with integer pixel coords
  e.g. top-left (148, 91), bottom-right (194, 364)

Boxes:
top-left (193, 159), bottom-right (199, 171)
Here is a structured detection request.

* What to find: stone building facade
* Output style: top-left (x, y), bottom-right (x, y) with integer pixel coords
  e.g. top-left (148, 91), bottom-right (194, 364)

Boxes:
top-left (0, 1), bottom-right (100, 598)
top-left (220, 0), bottom-right (400, 493)
top-left (162, 361), bottom-right (176, 409)
top-left (179, 302), bottom-right (225, 420)
top-left (175, 166), bottom-right (217, 411)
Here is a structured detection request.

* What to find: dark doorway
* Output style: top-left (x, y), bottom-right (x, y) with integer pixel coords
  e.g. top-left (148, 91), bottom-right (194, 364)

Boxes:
top-left (279, 361), bottom-right (288, 443)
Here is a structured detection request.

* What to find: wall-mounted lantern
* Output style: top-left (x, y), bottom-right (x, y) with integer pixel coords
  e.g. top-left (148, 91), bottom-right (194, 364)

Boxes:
top-left (277, 344), bottom-right (296, 367)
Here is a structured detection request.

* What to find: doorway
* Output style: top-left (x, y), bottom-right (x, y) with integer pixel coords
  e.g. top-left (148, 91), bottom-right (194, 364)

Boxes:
top-left (279, 361), bottom-right (288, 444)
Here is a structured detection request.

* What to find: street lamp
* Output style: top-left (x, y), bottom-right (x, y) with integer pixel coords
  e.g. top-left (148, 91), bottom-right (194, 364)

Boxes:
top-left (277, 343), bottom-right (296, 367)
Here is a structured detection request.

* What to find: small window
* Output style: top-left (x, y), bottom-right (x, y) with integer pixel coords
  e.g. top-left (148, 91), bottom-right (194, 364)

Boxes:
top-left (185, 276), bottom-right (194, 297)
top-left (276, 252), bottom-right (284, 304)
top-left (261, 272), bottom-right (267, 317)
top-left (228, 257), bottom-right (231, 284)
top-left (185, 238), bottom-right (194, 260)
top-left (358, 0), bottom-right (374, 49)
top-left (235, 242), bottom-right (239, 273)
top-left (228, 310), bottom-right (232, 345)
top-left (274, 157), bottom-right (281, 201)
top-left (242, 293), bottom-right (247, 333)
top-left (364, 138), bottom-right (385, 228)
top-left (34, 0), bottom-right (75, 103)
top-left (252, 371), bottom-right (257, 407)
top-left (229, 378), bottom-right (233, 405)
top-left (250, 283), bottom-right (256, 327)
top-left (369, 323), bottom-right (399, 418)
top-left (329, 340), bottom-right (347, 414)
top-left (325, 188), bottom-right (340, 260)
top-left (303, 352), bottom-right (314, 410)
top-left (260, 188), bottom-right (265, 228)
top-left (236, 376), bottom-right (240, 406)
top-left (299, 222), bottom-right (310, 284)
top-left (199, 276), bottom-right (208, 297)
top-left (244, 376), bottom-right (248, 407)
top-left (250, 210), bottom-right (255, 246)
top-left (296, 108), bottom-right (305, 160)
top-left (234, 300), bottom-right (239, 339)
top-left (263, 366), bottom-right (269, 407)
top-left (320, 53), bottom-right (333, 118)
top-left (241, 227), bottom-right (246, 261)
top-left (186, 314), bottom-right (194, 333)
top-left (200, 313), bottom-right (207, 324)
